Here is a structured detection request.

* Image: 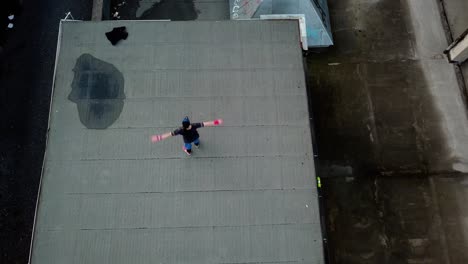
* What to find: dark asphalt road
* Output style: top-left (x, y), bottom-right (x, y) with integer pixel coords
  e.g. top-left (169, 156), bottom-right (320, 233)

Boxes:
top-left (0, 0), bottom-right (92, 263)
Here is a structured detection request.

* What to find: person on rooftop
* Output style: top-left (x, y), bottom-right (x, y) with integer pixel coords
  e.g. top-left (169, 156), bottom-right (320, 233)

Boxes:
top-left (151, 116), bottom-right (223, 155)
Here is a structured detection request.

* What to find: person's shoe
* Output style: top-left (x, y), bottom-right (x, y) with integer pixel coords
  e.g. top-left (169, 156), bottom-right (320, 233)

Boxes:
top-left (194, 143), bottom-right (200, 148)
top-left (183, 147), bottom-right (192, 156)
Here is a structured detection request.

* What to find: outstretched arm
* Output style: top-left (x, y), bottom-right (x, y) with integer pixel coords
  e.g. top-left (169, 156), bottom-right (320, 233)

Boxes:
top-left (151, 132), bottom-right (173, 143)
top-left (203, 119), bottom-right (223, 127)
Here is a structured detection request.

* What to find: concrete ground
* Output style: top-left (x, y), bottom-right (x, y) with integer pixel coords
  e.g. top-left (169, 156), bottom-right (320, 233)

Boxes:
top-left (307, 0), bottom-right (468, 263)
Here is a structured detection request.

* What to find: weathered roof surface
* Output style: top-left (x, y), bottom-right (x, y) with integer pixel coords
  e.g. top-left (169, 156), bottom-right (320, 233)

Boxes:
top-left (30, 20), bottom-right (323, 264)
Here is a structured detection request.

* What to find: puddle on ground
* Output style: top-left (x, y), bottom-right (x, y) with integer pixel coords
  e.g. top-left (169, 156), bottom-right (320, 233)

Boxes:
top-left (68, 54), bottom-right (125, 129)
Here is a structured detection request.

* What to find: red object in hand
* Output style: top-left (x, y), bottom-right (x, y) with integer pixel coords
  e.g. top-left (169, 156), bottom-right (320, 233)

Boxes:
top-left (151, 135), bottom-right (162, 142)
top-left (214, 119), bottom-right (223, 125)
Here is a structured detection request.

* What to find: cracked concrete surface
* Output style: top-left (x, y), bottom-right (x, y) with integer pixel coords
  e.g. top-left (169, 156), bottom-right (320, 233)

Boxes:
top-left (307, 0), bottom-right (468, 263)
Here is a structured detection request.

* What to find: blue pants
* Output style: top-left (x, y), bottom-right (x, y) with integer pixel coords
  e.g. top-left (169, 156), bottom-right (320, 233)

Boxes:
top-left (184, 138), bottom-right (200, 150)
